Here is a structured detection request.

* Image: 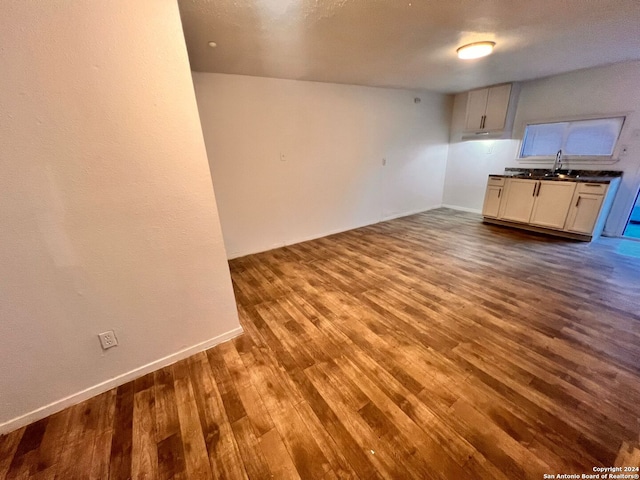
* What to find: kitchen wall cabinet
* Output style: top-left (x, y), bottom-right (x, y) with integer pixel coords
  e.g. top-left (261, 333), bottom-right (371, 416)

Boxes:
top-left (497, 178), bottom-right (537, 223)
top-left (465, 89), bottom-right (489, 131)
top-left (529, 181), bottom-right (576, 229)
top-left (464, 84), bottom-right (512, 133)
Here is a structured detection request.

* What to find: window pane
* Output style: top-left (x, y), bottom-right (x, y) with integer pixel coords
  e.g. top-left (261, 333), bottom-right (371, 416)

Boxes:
top-left (521, 122), bottom-right (565, 157)
top-left (564, 117), bottom-right (624, 156)
top-left (520, 117), bottom-right (624, 158)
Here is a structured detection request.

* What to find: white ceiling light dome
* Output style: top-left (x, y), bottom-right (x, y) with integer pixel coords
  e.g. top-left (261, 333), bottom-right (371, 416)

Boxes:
top-left (457, 41), bottom-right (496, 60)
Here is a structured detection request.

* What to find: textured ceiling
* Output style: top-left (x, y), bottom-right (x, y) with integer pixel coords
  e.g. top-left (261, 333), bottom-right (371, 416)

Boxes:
top-left (177, 0), bottom-right (640, 93)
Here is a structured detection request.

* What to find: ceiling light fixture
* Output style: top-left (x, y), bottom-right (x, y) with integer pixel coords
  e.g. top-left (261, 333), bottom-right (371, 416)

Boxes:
top-left (456, 41), bottom-right (495, 60)
top-left (208, 41), bottom-right (217, 48)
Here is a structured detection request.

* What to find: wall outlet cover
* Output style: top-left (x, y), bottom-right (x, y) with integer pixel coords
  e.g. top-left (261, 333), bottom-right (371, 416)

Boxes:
top-left (98, 330), bottom-right (118, 350)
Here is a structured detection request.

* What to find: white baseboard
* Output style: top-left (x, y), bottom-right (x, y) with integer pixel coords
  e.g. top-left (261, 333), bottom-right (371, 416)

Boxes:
top-left (0, 326), bottom-right (244, 435)
top-left (228, 204), bottom-right (444, 260)
top-left (381, 204), bottom-right (442, 221)
top-left (441, 204), bottom-right (483, 214)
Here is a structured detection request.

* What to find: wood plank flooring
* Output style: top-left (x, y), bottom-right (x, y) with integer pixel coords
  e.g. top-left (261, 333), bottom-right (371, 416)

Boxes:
top-left (2, 208), bottom-right (640, 479)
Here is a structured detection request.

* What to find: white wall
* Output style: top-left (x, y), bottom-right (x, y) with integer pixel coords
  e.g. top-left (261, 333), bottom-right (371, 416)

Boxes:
top-left (0, 1), bottom-right (240, 433)
top-left (442, 61), bottom-right (640, 234)
top-left (194, 73), bottom-right (452, 258)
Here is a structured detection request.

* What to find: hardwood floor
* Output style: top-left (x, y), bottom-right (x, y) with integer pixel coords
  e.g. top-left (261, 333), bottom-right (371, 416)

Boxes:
top-left (2, 208), bottom-right (640, 479)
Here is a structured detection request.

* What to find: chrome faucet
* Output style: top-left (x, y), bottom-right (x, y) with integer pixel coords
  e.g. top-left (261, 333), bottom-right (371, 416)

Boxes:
top-left (552, 149), bottom-right (563, 173)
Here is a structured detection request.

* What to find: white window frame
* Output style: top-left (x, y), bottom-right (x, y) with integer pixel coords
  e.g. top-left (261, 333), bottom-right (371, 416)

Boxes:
top-left (516, 113), bottom-right (629, 164)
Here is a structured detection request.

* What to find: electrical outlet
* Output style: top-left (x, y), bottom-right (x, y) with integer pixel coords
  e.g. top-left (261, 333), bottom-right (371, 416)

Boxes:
top-left (280, 153), bottom-right (286, 162)
top-left (98, 330), bottom-right (118, 350)
top-left (382, 158), bottom-right (387, 166)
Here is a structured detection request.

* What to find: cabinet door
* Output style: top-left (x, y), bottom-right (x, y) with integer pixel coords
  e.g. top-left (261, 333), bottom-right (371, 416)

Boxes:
top-left (482, 185), bottom-right (503, 218)
top-left (483, 84), bottom-right (512, 131)
top-left (564, 193), bottom-right (605, 234)
top-left (498, 179), bottom-right (537, 223)
top-left (529, 181), bottom-right (576, 229)
top-left (464, 88), bottom-right (488, 131)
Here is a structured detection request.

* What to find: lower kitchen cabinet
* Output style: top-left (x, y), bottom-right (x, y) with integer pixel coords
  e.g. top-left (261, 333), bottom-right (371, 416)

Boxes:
top-left (482, 174), bottom-right (620, 241)
top-left (564, 193), bottom-right (605, 234)
top-left (498, 179), bottom-right (537, 223)
top-left (529, 181), bottom-right (576, 229)
top-left (499, 179), bottom-right (576, 228)
top-left (482, 177), bottom-right (505, 218)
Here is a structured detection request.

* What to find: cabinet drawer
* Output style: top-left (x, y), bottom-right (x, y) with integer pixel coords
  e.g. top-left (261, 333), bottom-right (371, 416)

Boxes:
top-left (576, 182), bottom-right (607, 195)
top-left (487, 176), bottom-right (506, 187)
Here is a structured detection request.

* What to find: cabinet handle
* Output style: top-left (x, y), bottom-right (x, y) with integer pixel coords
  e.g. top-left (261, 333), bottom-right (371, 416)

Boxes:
top-left (584, 184), bottom-right (600, 187)
top-left (479, 116), bottom-right (483, 129)
top-left (481, 115), bottom-right (486, 129)
top-left (531, 181), bottom-right (540, 196)
top-left (576, 197), bottom-right (581, 207)
top-left (498, 188), bottom-right (501, 198)
top-left (536, 182), bottom-right (541, 196)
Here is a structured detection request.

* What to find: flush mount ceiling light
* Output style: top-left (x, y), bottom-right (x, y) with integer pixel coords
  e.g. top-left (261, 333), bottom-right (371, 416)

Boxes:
top-left (457, 41), bottom-right (495, 60)
top-left (208, 41), bottom-right (217, 48)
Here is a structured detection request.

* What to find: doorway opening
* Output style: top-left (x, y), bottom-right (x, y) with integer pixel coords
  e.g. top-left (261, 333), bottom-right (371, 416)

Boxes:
top-left (623, 189), bottom-right (640, 239)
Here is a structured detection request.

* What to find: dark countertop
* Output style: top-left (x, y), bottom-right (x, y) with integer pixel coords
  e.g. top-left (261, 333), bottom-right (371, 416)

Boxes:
top-left (489, 168), bottom-right (623, 183)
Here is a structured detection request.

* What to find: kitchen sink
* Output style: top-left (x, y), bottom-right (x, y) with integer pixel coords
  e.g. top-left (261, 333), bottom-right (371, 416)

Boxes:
top-left (513, 172), bottom-right (579, 180)
top-left (543, 172), bottom-right (579, 179)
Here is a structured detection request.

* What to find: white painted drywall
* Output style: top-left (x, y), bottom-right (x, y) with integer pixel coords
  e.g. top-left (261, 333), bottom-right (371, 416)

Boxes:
top-left (0, 1), bottom-right (240, 432)
top-left (442, 61), bottom-right (640, 235)
top-left (193, 73), bottom-right (452, 258)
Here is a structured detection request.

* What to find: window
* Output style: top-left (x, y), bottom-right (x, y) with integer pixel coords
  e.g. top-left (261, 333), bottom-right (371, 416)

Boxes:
top-left (520, 117), bottom-right (625, 158)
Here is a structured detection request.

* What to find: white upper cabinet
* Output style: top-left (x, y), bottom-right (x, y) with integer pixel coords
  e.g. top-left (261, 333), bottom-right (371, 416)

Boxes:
top-left (483, 85), bottom-right (512, 131)
top-left (465, 88), bottom-right (489, 131)
top-left (464, 84), bottom-right (515, 135)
